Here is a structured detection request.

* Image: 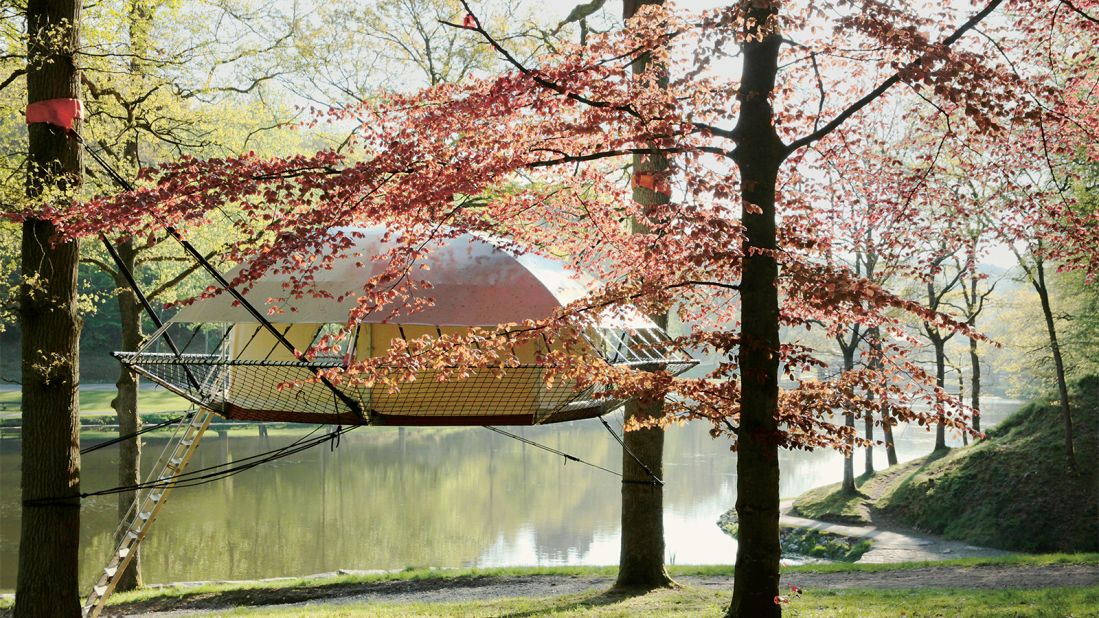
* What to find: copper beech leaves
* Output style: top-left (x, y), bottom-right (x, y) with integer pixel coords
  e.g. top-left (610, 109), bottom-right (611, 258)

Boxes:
top-left (43, 1), bottom-right (1099, 451)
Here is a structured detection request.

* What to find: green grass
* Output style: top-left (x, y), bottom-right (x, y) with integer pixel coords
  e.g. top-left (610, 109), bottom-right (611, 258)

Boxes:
top-left (108, 586), bottom-right (1099, 617)
top-left (790, 476), bottom-right (874, 524)
top-left (780, 552), bottom-right (1099, 574)
top-left (876, 376), bottom-right (1098, 553)
top-left (84, 555), bottom-right (1097, 607)
top-left (3, 557), bottom-right (1097, 612)
top-left (0, 388), bottom-right (189, 417)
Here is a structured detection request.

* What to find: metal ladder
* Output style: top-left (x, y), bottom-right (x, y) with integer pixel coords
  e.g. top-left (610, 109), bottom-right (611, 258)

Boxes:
top-left (82, 408), bottom-right (215, 618)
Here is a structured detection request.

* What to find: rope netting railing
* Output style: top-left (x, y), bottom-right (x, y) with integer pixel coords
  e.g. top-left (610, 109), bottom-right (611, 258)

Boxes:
top-left (117, 321), bottom-right (696, 426)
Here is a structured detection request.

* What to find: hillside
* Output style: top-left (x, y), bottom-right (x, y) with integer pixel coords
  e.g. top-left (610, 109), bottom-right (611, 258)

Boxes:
top-left (875, 376), bottom-right (1098, 552)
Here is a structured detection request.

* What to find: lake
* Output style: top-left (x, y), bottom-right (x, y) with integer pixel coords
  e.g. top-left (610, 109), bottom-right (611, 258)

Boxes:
top-left (0, 399), bottom-right (1023, 591)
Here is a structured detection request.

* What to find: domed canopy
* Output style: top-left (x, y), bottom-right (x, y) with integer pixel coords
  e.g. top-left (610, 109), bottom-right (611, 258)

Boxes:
top-left (173, 227), bottom-right (639, 327)
top-left (119, 226), bottom-right (693, 427)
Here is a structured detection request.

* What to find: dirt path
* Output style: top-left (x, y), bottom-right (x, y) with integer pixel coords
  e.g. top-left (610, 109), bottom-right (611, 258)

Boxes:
top-left (779, 460), bottom-right (1012, 563)
top-left (779, 500), bottom-right (1012, 563)
top-left (92, 563), bottom-right (1099, 616)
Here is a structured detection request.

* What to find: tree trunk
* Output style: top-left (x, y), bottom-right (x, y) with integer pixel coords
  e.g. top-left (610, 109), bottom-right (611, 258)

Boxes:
top-left (933, 337), bottom-right (947, 451)
top-left (112, 2), bottom-right (152, 590)
top-left (840, 348), bottom-right (856, 493)
top-left (615, 0), bottom-right (673, 590)
top-left (869, 328), bottom-right (897, 466)
top-left (958, 369), bottom-right (967, 446)
top-left (864, 414), bottom-right (874, 475)
top-left (111, 241), bottom-right (144, 591)
top-left (969, 336), bottom-right (981, 436)
top-left (616, 395), bottom-right (671, 588)
top-left (728, 7), bottom-right (783, 616)
top-left (17, 1), bottom-right (84, 615)
top-left (1033, 260), bottom-right (1077, 470)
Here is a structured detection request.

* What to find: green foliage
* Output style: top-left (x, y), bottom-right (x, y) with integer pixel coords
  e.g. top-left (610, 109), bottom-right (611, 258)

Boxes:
top-left (987, 270), bottom-right (1099, 399)
top-left (877, 376), bottom-right (1099, 552)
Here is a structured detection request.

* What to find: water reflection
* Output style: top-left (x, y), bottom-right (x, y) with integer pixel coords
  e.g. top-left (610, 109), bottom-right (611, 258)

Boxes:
top-left (0, 400), bottom-right (1021, 590)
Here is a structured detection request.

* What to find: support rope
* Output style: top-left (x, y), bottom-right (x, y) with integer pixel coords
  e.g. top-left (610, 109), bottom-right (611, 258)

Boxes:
top-left (97, 231), bottom-right (202, 392)
top-left (484, 425), bottom-right (621, 478)
top-left (75, 131), bottom-right (366, 422)
top-left (598, 414), bottom-right (663, 486)
top-left (79, 412), bottom-right (193, 455)
top-left (25, 424), bottom-right (356, 507)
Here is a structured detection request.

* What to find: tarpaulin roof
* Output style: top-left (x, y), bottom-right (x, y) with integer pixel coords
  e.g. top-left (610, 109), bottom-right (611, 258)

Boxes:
top-left (172, 227), bottom-right (650, 328)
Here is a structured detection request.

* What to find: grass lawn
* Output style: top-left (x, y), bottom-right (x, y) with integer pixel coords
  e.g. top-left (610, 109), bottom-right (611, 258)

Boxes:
top-left (0, 388), bottom-right (189, 417)
top-left (114, 586), bottom-right (1099, 617)
top-left (3, 556), bottom-right (1097, 613)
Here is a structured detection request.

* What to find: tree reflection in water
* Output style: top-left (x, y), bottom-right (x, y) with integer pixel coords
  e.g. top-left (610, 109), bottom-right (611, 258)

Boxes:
top-left (0, 401), bottom-right (1021, 590)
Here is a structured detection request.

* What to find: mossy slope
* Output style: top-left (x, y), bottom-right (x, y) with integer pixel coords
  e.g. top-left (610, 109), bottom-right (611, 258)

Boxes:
top-left (877, 376), bottom-right (1098, 553)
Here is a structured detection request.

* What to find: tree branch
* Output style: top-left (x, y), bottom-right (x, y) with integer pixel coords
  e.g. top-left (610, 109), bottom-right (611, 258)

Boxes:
top-left (1059, 0), bottom-right (1099, 23)
top-left (0, 68), bottom-right (25, 92)
top-left (785, 0), bottom-right (1005, 154)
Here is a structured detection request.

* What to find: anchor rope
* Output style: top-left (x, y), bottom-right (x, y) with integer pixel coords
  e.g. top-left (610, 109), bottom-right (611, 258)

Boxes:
top-left (23, 423), bottom-right (355, 507)
top-left (74, 130), bottom-right (366, 421)
top-left (484, 425), bottom-right (621, 478)
top-left (79, 412), bottom-right (194, 455)
top-left (597, 414), bottom-right (663, 486)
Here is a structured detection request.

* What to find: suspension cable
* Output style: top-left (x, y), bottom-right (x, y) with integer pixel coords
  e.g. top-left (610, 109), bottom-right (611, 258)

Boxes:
top-left (24, 424), bottom-right (356, 507)
top-left (79, 412), bottom-right (193, 455)
top-left (598, 414), bottom-right (663, 486)
top-left (74, 131), bottom-right (365, 422)
top-left (484, 425), bottom-right (621, 478)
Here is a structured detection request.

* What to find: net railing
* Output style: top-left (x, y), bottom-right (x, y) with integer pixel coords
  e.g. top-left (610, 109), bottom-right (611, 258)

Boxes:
top-left (117, 322), bottom-right (697, 426)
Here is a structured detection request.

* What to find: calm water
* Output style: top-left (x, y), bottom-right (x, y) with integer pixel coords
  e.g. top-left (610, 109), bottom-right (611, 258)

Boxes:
top-left (0, 400), bottom-right (1022, 591)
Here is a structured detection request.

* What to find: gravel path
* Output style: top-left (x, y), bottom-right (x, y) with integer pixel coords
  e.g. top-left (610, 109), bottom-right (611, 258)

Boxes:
top-left (779, 500), bottom-right (1012, 563)
top-left (96, 563), bottom-right (1099, 617)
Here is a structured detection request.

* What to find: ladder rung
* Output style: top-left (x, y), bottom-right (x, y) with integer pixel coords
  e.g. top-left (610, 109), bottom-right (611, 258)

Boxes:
top-left (84, 409), bottom-right (209, 614)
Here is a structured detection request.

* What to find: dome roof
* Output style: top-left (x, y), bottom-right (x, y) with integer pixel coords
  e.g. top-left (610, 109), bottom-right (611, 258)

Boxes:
top-left (172, 227), bottom-right (646, 327)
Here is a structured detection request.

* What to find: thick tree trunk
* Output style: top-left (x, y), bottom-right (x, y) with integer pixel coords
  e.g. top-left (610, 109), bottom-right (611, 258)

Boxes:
top-left (16, 1), bottom-right (84, 615)
top-left (112, 241), bottom-right (143, 591)
top-left (933, 337), bottom-right (947, 451)
top-left (614, 0), bottom-right (674, 590)
top-left (969, 337), bottom-right (981, 436)
top-left (1033, 261), bottom-right (1077, 470)
top-left (616, 396), bottom-right (671, 588)
top-left (728, 8), bottom-right (783, 616)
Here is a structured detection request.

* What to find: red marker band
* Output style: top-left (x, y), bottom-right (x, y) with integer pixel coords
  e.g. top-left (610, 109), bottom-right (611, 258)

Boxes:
top-left (26, 98), bottom-right (84, 131)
